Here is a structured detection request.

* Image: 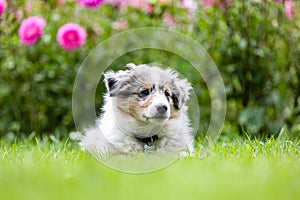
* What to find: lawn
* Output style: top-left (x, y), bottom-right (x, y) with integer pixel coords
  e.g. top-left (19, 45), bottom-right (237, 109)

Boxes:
top-left (0, 137), bottom-right (299, 200)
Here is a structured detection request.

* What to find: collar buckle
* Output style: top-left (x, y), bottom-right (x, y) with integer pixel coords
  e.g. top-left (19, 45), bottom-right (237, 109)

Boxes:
top-left (134, 135), bottom-right (159, 151)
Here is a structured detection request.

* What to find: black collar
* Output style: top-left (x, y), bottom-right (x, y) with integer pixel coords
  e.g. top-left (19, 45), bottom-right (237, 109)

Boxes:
top-left (134, 135), bottom-right (159, 146)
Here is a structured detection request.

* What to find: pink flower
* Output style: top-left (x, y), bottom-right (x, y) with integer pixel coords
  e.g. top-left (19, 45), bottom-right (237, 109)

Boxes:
top-left (219, 0), bottom-right (233, 10)
top-left (57, 23), bottom-right (87, 51)
top-left (128, 0), bottom-right (154, 14)
top-left (180, 0), bottom-right (198, 15)
top-left (105, 0), bottom-right (153, 14)
top-left (78, 0), bottom-right (104, 9)
top-left (57, 0), bottom-right (67, 5)
top-left (200, 0), bottom-right (233, 10)
top-left (104, 0), bottom-right (127, 8)
top-left (0, 0), bottom-right (7, 16)
top-left (15, 9), bottom-right (24, 22)
top-left (18, 16), bottom-right (47, 46)
top-left (25, 1), bottom-right (33, 13)
top-left (163, 13), bottom-right (175, 27)
top-left (284, 0), bottom-right (295, 20)
top-left (200, 0), bottom-right (214, 7)
top-left (112, 18), bottom-right (129, 30)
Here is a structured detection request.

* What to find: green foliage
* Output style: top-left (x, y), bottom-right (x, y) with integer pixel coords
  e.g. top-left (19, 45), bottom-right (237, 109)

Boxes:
top-left (0, 0), bottom-right (299, 138)
top-left (238, 107), bottom-right (265, 135)
top-left (205, 1), bottom-right (300, 136)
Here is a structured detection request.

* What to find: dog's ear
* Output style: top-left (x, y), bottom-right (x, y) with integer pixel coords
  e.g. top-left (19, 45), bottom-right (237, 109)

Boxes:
top-left (103, 70), bottom-right (130, 97)
top-left (126, 63), bottom-right (137, 70)
top-left (171, 78), bottom-right (192, 109)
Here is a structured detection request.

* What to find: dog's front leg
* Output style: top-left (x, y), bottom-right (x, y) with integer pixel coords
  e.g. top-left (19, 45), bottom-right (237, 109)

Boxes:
top-left (156, 137), bottom-right (194, 157)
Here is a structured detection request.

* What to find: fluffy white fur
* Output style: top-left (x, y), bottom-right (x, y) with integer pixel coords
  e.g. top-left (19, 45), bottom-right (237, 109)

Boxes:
top-left (80, 63), bottom-right (194, 156)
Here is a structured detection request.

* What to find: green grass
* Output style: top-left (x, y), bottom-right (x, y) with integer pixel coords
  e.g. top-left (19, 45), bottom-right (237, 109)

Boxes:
top-left (0, 137), bottom-right (299, 200)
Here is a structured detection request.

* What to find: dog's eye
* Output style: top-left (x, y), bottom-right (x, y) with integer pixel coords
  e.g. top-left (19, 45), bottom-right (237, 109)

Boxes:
top-left (139, 89), bottom-right (150, 97)
top-left (165, 90), bottom-right (170, 97)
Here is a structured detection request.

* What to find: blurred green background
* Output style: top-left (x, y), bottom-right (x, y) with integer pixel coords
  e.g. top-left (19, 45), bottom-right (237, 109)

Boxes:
top-left (0, 0), bottom-right (299, 140)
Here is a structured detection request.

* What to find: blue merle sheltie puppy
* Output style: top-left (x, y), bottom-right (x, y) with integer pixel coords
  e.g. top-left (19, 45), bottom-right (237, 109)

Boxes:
top-left (80, 63), bottom-right (194, 156)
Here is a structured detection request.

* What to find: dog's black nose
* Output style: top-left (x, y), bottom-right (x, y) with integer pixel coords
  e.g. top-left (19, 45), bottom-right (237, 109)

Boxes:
top-left (156, 104), bottom-right (168, 114)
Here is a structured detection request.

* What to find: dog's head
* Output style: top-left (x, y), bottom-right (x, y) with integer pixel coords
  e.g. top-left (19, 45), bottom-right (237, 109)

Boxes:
top-left (104, 63), bottom-right (192, 124)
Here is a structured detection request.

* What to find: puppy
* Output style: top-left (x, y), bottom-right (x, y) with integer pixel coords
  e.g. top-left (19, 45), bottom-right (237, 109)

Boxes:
top-left (80, 63), bottom-right (194, 156)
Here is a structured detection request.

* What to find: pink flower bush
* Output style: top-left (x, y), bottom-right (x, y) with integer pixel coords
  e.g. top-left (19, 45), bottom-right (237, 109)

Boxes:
top-left (0, 0), bottom-right (7, 16)
top-left (57, 23), bottom-right (87, 51)
top-left (18, 16), bottom-right (47, 46)
top-left (78, 0), bottom-right (104, 9)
